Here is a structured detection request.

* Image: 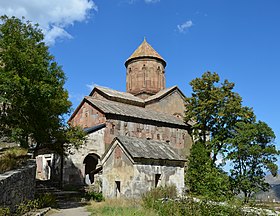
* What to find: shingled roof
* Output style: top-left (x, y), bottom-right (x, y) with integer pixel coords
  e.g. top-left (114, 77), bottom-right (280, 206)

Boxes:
top-left (85, 97), bottom-right (186, 127)
top-left (144, 86), bottom-right (185, 104)
top-left (89, 85), bottom-right (185, 106)
top-left (91, 86), bottom-right (144, 106)
top-left (125, 38), bottom-right (166, 67)
top-left (115, 136), bottom-right (185, 161)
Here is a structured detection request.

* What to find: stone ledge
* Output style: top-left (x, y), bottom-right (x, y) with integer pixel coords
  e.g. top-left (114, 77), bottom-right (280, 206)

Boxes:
top-left (23, 207), bottom-right (51, 216)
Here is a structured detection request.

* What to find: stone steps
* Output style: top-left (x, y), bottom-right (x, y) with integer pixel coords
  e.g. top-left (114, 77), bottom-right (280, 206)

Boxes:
top-left (35, 180), bottom-right (84, 208)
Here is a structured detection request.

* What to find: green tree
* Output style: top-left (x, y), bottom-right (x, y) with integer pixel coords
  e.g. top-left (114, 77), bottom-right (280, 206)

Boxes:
top-left (228, 121), bottom-right (279, 203)
top-left (185, 71), bottom-right (279, 203)
top-left (186, 141), bottom-right (232, 201)
top-left (185, 71), bottom-right (254, 165)
top-left (0, 15), bottom-right (84, 153)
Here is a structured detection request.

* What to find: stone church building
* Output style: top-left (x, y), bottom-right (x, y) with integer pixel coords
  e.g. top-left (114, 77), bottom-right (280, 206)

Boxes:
top-left (65, 39), bottom-right (192, 197)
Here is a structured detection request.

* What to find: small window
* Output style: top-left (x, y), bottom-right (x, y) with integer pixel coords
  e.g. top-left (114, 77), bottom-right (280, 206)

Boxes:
top-left (155, 174), bottom-right (161, 187)
top-left (115, 181), bottom-right (121, 197)
top-left (157, 134), bottom-right (160, 140)
top-left (110, 124), bottom-right (115, 134)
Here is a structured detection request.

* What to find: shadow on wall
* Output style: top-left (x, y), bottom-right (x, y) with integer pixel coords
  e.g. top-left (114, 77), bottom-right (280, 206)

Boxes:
top-left (83, 153), bottom-right (102, 185)
top-left (63, 153), bottom-right (102, 187)
top-left (63, 156), bottom-right (85, 186)
top-left (36, 152), bottom-right (103, 187)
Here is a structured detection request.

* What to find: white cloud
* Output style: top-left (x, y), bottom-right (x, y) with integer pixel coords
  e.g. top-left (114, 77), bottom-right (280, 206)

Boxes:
top-left (44, 26), bottom-right (73, 45)
top-left (145, 0), bottom-right (160, 3)
top-left (177, 20), bottom-right (193, 33)
top-left (0, 0), bottom-right (97, 45)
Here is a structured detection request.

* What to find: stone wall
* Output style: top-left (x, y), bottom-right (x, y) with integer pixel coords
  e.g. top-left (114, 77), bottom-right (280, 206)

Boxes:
top-left (126, 58), bottom-right (166, 98)
top-left (70, 101), bottom-right (106, 128)
top-left (0, 160), bottom-right (36, 212)
top-left (63, 127), bottom-right (105, 185)
top-left (145, 90), bottom-right (186, 118)
top-left (102, 141), bottom-right (185, 198)
top-left (105, 118), bottom-right (192, 157)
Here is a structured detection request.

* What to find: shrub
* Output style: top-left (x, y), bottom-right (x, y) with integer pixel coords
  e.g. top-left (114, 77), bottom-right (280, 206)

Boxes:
top-left (85, 191), bottom-right (104, 202)
top-left (142, 186), bottom-right (246, 216)
top-left (0, 208), bottom-right (10, 216)
top-left (37, 193), bottom-right (57, 208)
top-left (15, 199), bottom-right (40, 215)
top-left (2, 193), bottom-right (57, 215)
top-left (142, 185), bottom-right (177, 209)
top-left (144, 197), bottom-right (246, 216)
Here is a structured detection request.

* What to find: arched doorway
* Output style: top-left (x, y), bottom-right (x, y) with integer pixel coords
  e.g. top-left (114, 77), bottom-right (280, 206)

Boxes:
top-left (83, 153), bottom-right (102, 185)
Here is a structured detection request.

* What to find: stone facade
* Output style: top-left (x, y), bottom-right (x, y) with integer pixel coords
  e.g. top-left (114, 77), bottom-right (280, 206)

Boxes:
top-left (126, 58), bottom-right (166, 98)
top-left (102, 137), bottom-right (185, 198)
top-left (145, 89), bottom-right (186, 118)
top-left (104, 119), bottom-right (191, 157)
top-left (125, 38), bottom-right (166, 99)
top-left (63, 126), bottom-right (105, 185)
top-left (64, 39), bottom-right (192, 197)
top-left (68, 97), bottom-right (191, 159)
top-left (70, 101), bottom-right (106, 128)
top-left (0, 160), bottom-right (36, 212)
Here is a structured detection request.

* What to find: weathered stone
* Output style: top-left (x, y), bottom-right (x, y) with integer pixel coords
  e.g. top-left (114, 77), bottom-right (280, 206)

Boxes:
top-left (0, 160), bottom-right (36, 212)
top-left (102, 137), bottom-right (185, 198)
top-left (62, 39), bottom-right (193, 198)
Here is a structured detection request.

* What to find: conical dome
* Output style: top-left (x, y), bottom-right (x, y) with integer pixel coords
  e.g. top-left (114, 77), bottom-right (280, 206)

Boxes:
top-left (125, 38), bottom-right (166, 99)
top-left (125, 38), bottom-right (166, 67)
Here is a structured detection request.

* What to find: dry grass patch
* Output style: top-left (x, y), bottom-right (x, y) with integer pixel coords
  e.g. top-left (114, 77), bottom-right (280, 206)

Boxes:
top-left (0, 147), bottom-right (29, 173)
top-left (87, 198), bottom-right (157, 216)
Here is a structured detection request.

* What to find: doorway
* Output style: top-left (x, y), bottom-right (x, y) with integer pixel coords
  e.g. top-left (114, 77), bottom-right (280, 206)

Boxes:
top-left (83, 153), bottom-right (101, 184)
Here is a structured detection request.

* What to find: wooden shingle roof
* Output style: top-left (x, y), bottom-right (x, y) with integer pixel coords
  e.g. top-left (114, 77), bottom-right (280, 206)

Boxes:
top-left (85, 97), bottom-right (186, 127)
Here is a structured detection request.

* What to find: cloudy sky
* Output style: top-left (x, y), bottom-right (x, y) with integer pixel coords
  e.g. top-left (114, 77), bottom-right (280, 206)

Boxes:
top-left (1, 0), bottom-right (280, 166)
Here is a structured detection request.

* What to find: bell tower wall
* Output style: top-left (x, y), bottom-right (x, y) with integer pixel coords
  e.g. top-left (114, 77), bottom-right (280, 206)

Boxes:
top-left (126, 58), bottom-right (165, 99)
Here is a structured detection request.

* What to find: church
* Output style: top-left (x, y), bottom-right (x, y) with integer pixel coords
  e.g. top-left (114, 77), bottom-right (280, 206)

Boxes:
top-left (64, 39), bottom-right (192, 197)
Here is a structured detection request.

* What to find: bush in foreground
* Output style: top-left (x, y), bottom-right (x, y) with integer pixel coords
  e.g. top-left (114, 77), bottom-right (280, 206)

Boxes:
top-left (0, 193), bottom-right (57, 216)
top-left (142, 186), bottom-right (247, 216)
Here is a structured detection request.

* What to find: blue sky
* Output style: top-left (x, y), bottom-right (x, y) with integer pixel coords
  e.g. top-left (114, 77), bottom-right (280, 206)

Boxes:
top-left (1, 0), bottom-right (280, 165)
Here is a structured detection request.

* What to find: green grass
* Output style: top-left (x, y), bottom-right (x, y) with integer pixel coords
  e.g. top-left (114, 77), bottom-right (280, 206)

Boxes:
top-left (87, 198), bottom-right (157, 216)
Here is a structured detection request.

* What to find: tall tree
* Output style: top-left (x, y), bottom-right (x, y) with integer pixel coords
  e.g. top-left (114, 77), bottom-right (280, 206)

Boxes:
top-left (0, 16), bottom-right (84, 153)
top-left (228, 121), bottom-right (279, 203)
top-left (185, 71), bottom-right (254, 165)
top-left (185, 141), bottom-right (232, 201)
top-left (185, 71), bottom-right (279, 202)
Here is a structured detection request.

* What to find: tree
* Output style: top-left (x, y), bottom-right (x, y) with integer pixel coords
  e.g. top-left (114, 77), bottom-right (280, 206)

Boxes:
top-left (185, 141), bottom-right (233, 201)
top-left (228, 121), bottom-right (279, 203)
top-left (185, 71), bottom-right (254, 165)
top-left (185, 71), bottom-right (279, 203)
top-left (0, 15), bottom-right (84, 153)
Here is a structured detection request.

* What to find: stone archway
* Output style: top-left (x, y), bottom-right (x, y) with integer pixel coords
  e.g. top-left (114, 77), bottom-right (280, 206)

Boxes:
top-left (83, 153), bottom-right (101, 185)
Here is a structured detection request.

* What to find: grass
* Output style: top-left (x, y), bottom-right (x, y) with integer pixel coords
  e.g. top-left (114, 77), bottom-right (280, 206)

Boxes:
top-left (0, 147), bottom-right (29, 173)
top-left (87, 198), bottom-right (157, 216)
